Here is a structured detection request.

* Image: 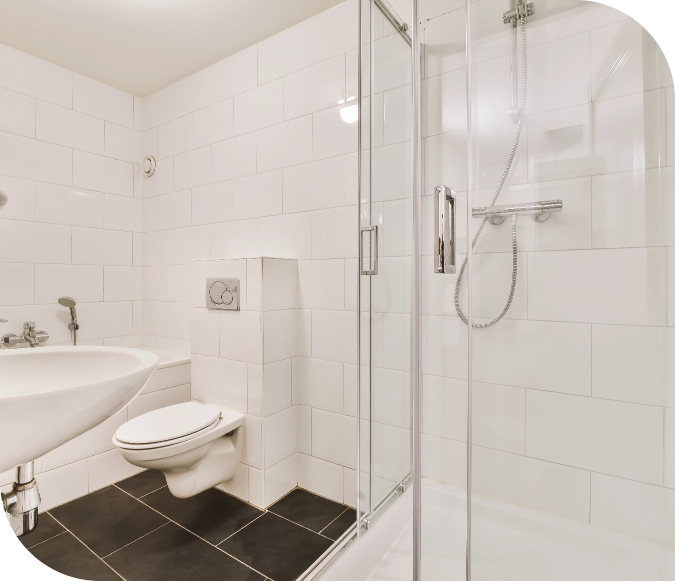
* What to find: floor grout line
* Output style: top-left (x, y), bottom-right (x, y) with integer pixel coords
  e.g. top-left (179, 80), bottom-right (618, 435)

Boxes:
top-left (317, 507), bottom-right (350, 536)
top-left (266, 510), bottom-right (335, 541)
top-left (216, 512), bottom-right (266, 546)
top-left (114, 485), bottom-right (272, 581)
top-left (47, 513), bottom-right (128, 581)
top-left (23, 530), bottom-right (68, 551)
top-left (101, 522), bottom-right (171, 560)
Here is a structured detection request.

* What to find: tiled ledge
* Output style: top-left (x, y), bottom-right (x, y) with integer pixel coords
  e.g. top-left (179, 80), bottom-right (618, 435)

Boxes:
top-left (134, 346), bottom-right (191, 370)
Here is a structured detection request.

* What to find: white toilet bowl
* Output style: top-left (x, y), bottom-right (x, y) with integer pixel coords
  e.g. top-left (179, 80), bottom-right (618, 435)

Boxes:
top-left (112, 401), bottom-right (244, 498)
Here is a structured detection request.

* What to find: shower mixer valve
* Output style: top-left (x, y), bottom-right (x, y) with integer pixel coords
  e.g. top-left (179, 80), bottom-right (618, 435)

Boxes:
top-left (503, 1), bottom-right (535, 25)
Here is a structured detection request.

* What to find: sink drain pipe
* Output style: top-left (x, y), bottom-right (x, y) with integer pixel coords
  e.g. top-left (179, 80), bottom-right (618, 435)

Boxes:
top-left (2, 462), bottom-right (41, 536)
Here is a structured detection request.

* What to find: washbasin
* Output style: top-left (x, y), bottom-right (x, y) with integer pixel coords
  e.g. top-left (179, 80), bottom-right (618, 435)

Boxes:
top-left (0, 346), bottom-right (159, 474)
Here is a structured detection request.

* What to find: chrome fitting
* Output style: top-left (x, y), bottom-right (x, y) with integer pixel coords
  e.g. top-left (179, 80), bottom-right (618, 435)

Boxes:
top-left (2, 320), bottom-right (49, 348)
top-left (2, 462), bottom-right (41, 536)
top-left (503, 1), bottom-right (535, 25)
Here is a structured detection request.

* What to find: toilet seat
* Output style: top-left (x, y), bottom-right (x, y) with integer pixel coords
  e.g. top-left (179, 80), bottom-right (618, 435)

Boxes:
top-left (114, 402), bottom-right (222, 450)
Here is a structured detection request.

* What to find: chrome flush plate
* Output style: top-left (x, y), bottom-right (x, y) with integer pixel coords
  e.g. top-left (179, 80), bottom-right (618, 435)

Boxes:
top-left (206, 278), bottom-right (240, 311)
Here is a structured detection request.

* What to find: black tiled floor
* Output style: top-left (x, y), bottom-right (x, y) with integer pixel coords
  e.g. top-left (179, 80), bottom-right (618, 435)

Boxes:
top-left (19, 512), bottom-right (65, 549)
top-left (105, 522), bottom-right (265, 581)
top-left (116, 469), bottom-right (167, 498)
top-left (218, 512), bottom-right (333, 581)
top-left (142, 485), bottom-right (263, 544)
top-left (320, 508), bottom-right (357, 540)
top-left (268, 488), bottom-right (347, 533)
top-left (50, 485), bottom-right (168, 557)
top-left (30, 531), bottom-right (122, 581)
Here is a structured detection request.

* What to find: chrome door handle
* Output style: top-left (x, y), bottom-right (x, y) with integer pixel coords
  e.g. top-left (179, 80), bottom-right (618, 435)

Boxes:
top-left (360, 225), bottom-right (378, 275)
top-left (434, 185), bottom-right (456, 274)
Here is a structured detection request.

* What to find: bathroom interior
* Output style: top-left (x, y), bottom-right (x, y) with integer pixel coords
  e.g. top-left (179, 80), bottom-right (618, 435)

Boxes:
top-left (0, 0), bottom-right (673, 579)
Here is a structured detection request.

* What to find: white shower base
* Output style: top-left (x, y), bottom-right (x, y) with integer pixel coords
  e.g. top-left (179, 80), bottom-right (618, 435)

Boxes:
top-left (322, 479), bottom-right (675, 581)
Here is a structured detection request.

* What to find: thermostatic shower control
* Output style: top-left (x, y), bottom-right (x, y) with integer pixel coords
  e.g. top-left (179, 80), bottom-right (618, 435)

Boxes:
top-left (206, 278), bottom-right (240, 311)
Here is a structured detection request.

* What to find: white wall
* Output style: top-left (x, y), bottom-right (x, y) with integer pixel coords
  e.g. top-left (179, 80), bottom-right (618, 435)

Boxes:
top-left (420, 0), bottom-right (675, 547)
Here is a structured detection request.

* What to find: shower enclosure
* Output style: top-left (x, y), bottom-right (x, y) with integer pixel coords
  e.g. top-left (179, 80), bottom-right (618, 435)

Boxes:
top-left (348, 0), bottom-right (675, 579)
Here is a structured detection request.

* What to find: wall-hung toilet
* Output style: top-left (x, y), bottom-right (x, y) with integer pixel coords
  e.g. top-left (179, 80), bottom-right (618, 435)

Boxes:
top-left (113, 402), bottom-right (243, 498)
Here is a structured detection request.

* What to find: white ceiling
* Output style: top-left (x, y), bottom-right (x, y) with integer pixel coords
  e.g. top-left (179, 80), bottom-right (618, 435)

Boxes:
top-left (0, 0), bottom-right (346, 97)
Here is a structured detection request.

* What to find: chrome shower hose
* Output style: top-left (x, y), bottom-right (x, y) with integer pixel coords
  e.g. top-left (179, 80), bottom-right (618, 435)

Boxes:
top-left (454, 16), bottom-right (527, 328)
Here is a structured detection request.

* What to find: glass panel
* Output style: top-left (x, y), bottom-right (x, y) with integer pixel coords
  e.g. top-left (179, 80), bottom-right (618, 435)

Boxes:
top-left (359, 0), bottom-right (414, 525)
top-left (467, 1), bottom-right (675, 580)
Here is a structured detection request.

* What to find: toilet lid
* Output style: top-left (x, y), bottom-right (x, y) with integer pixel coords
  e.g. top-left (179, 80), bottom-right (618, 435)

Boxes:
top-left (115, 402), bottom-right (222, 445)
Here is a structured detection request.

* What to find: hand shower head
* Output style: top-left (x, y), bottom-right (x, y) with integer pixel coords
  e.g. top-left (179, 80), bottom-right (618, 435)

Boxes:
top-left (58, 296), bottom-right (76, 309)
top-left (58, 297), bottom-right (79, 345)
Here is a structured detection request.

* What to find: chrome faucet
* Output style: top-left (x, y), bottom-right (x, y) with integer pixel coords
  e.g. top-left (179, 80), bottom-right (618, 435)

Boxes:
top-left (2, 321), bottom-right (49, 348)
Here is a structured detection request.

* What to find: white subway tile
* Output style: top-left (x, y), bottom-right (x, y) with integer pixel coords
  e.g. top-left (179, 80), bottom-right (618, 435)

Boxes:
top-left (311, 206), bottom-right (357, 259)
top-left (242, 414), bottom-right (262, 469)
top-left (192, 181), bottom-right (232, 226)
top-left (0, 44), bottom-right (72, 107)
top-left (134, 97), bottom-right (143, 131)
top-left (220, 309), bottom-right (262, 364)
top-left (423, 9), bottom-right (466, 79)
top-left (258, 19), bottom-right (313, 85)
top-left (284, 55), bottom-right (346, 120)
top-left (35, 264), bottom-right (102, 304)
top-left (191, 308), bottom-right (220, 357)
top-left (297, 454), bottom-right (344, 504)
top-left (372, 141), bottom-right (412, 201)
top-left (72, 227), bottom-right (132, 266)
top-left (211, 219), bottom-right (258, 259)
top-left (158, 114), bottom-right (192, 159)
top-left (36, 100), bottom-right (104, 154)
top-left (312, 310), bottom-right (357, 364)
top-left (312, 408), bottom-right (356, 469)
top-left (591, 472), bottom-right (675, 547)
top-left (105, 194), bottom-right (142, 232)
top-left (383, 84), bottom-right (412, 145)
top-left (261, 258), bottom-right (295, 312)
top-left (105, 122), bottom-right (142, 164)
top-left (193, 354), bottom-right (248, 412)
top-left (264, 406), bottom-right (297, 468)
top-left (527, 390), bottom-right (664, 484)
top-left (232, 170), bottom-right (282, 220)
top-left (142, 157), bottom-right (173, 198)
top-left (421, 433), bottom-right (466, 487)
top-left (295, 357), bottom-right (344, 413)
top-left (174, 67), bottom-right (213, 117)
top-left (35, 182), bottom-right (104, 228)
top-left (666, 409), bottom-right (675, 489)
top-left (143, 127), bottom-right (158, 160)
top-left (0, 263), bottom-right (33, 305)
top-left (143, 85), bottom-right (174, 130)
top-left (36, 461), bottom-right (88, 512)
top-left (313, 105), bottom-right (358, 160)
top-left (0, 175), bottom-right (34, 221)
top-left (668, 87), bottom-right (675, 167)
top-left (0, 220), bottom-right (70, 264)
top-left (157, 190), bottom-right (192, 230)
top-left (142, 300), bottom-right (172, 336)
top-left (256, 213), bottom-right (312, 260)
top-left (372, 368), bottom-right (410, 430)
top-left (174, 146), bottom-right (211, 190)
top-left (263, 309), bottom-right (297, 364)
top-left (88, 448), bottom-right (141, 491)
top-left (73, 74), bottom-right (134, 128)
top-left (213, 46), bottom-right (258, 101)
top-left (143, 230), bottom-right (173, 266)
top-left (593, 325), bottom-right (675, 407)
top-left (313, 0), bottom-right (359, 63)
top-left (257, 115), bottom-right (313, 173)
top-left (283, 155), bottom-right (353, 214)
top-left (249, 467), bottom-right (264, 507)
top-left (248, 364), bottom-right (263, 417)
top-left (128, 383), bottom-right (191, 420)
top-left (528, 248), bottom-right (666, 326)
top-left (156, 264), bottom-right (190, 302)
top-left (0, 87), bottom-right (35, 138)
top-left (77, 301), bottom-right (133, 340)
top-left (104, 266), bottom-right (142, 301)
top-left (233, 79), bottom-right (283, 135)
top-left (297, 260), bottom-right (344, 310)
top-left (73, 150), bottom-right (133, 197)
top-left (212, 132), bottom-right (257, 182)
top-left (193, 99), bottom-right (234, 148)
top-left (263, 359), bottom-right (292, 417)
top-left (172, 226), bottom-right (210, 265)
top-left (0, 131), bottom-right (72, 186)
top-left (264, 453), bottom-right (296, 506)
top-left (297, 405), bottom-right (311, 454)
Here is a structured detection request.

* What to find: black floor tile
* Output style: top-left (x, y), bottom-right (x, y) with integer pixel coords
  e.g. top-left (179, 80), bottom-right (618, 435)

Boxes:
top-left (219, 512), bottom-right (333, 581)
top-left (19, 512), bottom-right (66, 549)
top-left (105, 522), bottom-right (264, 581)
top-left (50, 485), bottom-right (168, 557)
top-left (30, 531), bottom-right (122, 581)
top-left (320, 508), bottom-right (356, 540)
top-left (142, 486), bottom-right (263, 545)
top-left (268, 488), bottom-right (347, 533)
top-left (116, 469), bottom-right (167, 498)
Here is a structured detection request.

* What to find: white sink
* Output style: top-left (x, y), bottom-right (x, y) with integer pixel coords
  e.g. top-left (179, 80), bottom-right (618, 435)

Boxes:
top-left (0, 346), bottom-right (159, 473)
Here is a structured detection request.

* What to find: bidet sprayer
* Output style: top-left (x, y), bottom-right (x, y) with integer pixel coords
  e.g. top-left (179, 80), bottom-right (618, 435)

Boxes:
top-left (58, 296), bottom-right (79, 345)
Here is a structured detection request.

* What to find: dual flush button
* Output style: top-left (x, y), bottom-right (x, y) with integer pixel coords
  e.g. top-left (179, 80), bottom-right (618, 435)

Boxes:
top-left (206, 278), bottom-right (240, 311)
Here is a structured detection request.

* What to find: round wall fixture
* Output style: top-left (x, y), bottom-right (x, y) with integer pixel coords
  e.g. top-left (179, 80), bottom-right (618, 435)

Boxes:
top-left (0, 190), bottom-right (7, 210)
top-left (142, 155), bottom-right (156, 177)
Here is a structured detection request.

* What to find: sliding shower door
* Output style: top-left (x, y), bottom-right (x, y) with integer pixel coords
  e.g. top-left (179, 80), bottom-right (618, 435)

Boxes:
top-left (419, 0), bottom-right (675, 579)
top-left (358, 0), bottom-right (413, 527)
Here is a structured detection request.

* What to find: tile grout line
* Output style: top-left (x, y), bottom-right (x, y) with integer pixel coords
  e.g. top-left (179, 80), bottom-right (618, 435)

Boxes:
top-left (266, 510), bottom-right (335, 541)
top-left (215, 512), bottom-right (266, 545)
top-left (113, 485), bottom-right (271, 580)
top-left (317, 507), bottom-right (350, 536)
top-left (47, 512), bottom-right (128, 581)
top-left (22, 530), bottom-right (68, 551)
top-left (101, 521), bottom-right (171, 560)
